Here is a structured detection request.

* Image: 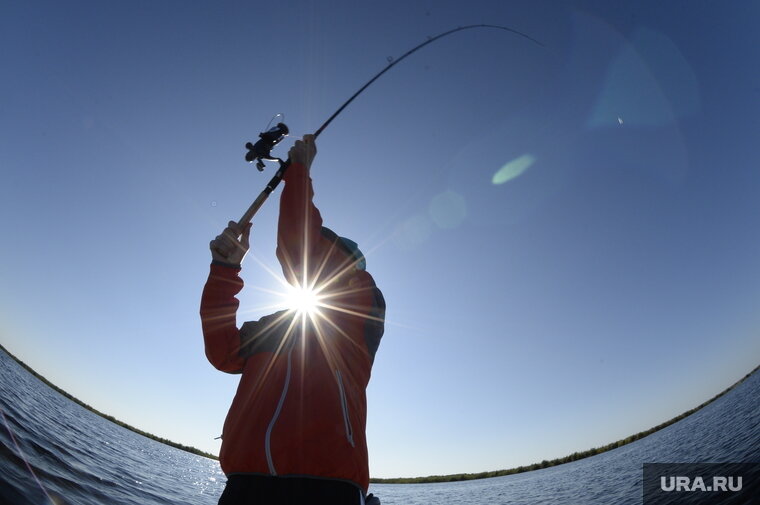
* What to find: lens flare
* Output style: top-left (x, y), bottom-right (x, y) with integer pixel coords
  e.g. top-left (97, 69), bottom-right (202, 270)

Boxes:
top-left (428, 190), bottom-right (467, 229)
top-left (492, 154), bottom-right (536, 185)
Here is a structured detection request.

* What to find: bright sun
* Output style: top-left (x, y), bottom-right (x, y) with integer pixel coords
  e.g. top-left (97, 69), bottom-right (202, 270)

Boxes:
top-left (284, 284), bottom-right (321, 316)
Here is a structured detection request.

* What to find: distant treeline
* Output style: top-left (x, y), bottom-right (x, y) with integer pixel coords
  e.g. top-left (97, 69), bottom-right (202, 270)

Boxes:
top-left (371, 363), bottom-right (760, 484)
top-left (0, 343), bottom-right (218, 461)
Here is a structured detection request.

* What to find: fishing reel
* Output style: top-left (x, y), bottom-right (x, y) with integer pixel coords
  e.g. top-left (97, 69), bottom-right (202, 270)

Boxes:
top-left (245, 119), bottom-right (289, 171)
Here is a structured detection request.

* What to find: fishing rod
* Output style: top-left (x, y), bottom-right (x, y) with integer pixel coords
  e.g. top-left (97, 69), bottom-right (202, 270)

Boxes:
top-left (237, 24), bottom-right (544, 228)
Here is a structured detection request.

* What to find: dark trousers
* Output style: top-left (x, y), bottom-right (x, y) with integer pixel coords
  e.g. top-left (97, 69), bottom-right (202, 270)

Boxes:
top-left (218, 475), bottom-right (364, 505)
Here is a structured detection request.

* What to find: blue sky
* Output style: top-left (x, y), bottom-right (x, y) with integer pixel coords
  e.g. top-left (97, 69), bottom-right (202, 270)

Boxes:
top-left (1, 0), bottom-right (759, 478)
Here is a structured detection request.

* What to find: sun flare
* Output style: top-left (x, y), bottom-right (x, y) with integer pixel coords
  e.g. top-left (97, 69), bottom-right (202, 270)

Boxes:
top-left (284, 284), bottom-right (322, 316)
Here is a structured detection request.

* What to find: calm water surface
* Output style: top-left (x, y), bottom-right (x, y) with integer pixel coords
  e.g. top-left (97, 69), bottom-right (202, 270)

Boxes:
top-left (1, 349), bottom-right (757, 504)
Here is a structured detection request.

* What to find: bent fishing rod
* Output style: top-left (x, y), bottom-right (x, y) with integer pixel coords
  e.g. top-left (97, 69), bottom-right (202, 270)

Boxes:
top-left (236, 24), bottom-right (544, 228)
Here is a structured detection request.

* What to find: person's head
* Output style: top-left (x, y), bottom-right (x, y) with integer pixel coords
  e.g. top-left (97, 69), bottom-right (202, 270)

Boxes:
top-left (321, 227), bottom-right (366, 272)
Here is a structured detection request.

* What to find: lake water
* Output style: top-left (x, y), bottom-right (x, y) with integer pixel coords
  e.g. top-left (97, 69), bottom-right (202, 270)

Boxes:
top-left (1, 348), bottom-right (758, 504)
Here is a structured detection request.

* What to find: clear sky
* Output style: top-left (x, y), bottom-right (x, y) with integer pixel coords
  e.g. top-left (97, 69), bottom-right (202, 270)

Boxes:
top-left (1, 0), bottom-right (759, 479)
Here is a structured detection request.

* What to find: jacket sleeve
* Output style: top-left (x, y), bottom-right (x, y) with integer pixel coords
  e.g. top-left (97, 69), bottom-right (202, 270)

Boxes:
top-left (276, 162), bottom-right (325, 284)
top-left (200, 263), bottom-right (246, 373)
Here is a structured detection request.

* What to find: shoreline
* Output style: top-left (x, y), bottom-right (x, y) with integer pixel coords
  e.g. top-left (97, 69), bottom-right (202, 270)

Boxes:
top-left (371, 363), bottom-right (759, 484)
top-left (0, 343), bottom-right (218, 461)
top-left (2, 343), bottom-right (757, 484)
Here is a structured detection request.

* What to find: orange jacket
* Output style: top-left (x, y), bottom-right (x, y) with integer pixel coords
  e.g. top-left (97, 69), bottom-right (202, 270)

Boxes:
top-left (200, 162), bottom-right (385, 492)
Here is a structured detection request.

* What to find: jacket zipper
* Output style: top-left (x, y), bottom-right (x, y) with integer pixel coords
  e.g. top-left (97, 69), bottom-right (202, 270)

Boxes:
top-left (265, 347), bottom-right (293, 475)
top-left (335, 369), bottom-right (355, 447)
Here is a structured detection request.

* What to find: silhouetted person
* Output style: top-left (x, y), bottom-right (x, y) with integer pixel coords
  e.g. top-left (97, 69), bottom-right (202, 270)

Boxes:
top-left (201, 135), bottom-right (385, 505)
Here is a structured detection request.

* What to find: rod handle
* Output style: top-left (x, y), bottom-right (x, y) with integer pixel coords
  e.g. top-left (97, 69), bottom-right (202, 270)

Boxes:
top-left (236, 158), bottom-right (293, 228)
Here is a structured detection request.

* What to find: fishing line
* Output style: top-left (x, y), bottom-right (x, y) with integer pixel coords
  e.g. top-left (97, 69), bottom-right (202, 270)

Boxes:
top-left (0, 408), bottom-right (57, 503)
top-left (237, 24), bottom-right (545, 227)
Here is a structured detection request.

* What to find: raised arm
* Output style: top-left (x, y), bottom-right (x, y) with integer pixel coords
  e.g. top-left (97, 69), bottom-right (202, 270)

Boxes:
top-left (276, 135), bottom-right (324, 285)
top-left (200, 221), bottom-right (251, 373)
